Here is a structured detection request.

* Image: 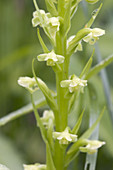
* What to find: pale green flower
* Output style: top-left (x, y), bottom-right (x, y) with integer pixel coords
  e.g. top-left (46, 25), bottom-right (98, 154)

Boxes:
top-left (53, 127), bottom-right (77, 144)
top-left (60, 74), bottom-right (87, 93)
top-left (18, 77), bottom-right (38, 93)
top-left (37, 51), bottom-right (65, 66)
top-left (32, 10), bottom-right (60, 41)
top-left (80, 140), bottom-right (105, 154)
top-left (83, 28), bottom-right (105, 45)
top-left (23, 163), bottom-right (46, 170)
top-left (41, 110), bottom-right (54, 128)
top-left (32, 10), bottom-right (49, 27)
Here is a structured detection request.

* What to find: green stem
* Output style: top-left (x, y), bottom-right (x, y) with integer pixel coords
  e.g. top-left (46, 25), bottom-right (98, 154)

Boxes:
top-left (53, 7), bottom-right (70, 170)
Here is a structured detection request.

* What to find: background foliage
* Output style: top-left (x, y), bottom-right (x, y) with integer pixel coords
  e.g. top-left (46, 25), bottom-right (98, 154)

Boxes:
top-left (0, 0), bottom-right (113, 169)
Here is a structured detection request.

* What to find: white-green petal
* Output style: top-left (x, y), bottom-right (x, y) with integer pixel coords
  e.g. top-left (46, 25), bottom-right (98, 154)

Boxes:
top-left (56, 54), bottom-right (65, 63)
top-left (83, 32), bottom-right (92, 42)
top-left (32, 17), bottom-right (41, 27)
top-left (92, 28), bottom-right (105, 37)
top-left (60, 80), bottom-right (72, 87)
top-left (37, 54), bottom-right (48, 61)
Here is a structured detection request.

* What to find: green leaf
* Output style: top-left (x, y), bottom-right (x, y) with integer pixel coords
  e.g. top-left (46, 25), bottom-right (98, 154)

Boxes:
top-left (47, 119), bottom-right (54, 153)
top-left (32, 59), bottom-right (58, 114)
top-left (71, 109), bottom-right (85, 134)
top-left (86, 54), bottom-right (113, 79)
top-left (0, 98), bottom-right (47, 126)
top-left (62, 0), bottom-right (71, 36)
top-left (85, 3), bottom-right (102, 28)
top-left (79, 49), bottom-right (94, 79)
top-left (46, 142), bottom-right (56, 170)
top-left (67, 28), bottom-right (91, 55)
top-left (37, 28), bottom-right (49, 53)
top-left (31, 94), bottom-right (47, 142)
top-left (84, 85), bottom-right (99, 170)
top-left (80, 107), bottom-right (105, 139)
top-left (45, 0), bottom-right (58, 16)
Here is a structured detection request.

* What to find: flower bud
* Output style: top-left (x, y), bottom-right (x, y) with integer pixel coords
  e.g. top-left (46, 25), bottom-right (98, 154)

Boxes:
top-left (18, 77), bottom-right (39, 93)
top-left (41, 110), bottom-right (54, 128)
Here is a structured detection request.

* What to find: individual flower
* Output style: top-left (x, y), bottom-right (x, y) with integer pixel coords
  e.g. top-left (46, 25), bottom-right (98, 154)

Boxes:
top-left (48, 17), bottom-right (60, 31)
top-left (41, 110), bottom-right (54, 128)
top-left (80, 140), bottom-right (105, 154)
top-left (32, 10), bottom-right (49, 27)
top-left (83, 28), bottom-right (105, 45)
top-left (67, 35), bottom-right (83, 53)
top-left (37, 50), bottom-right (65, 66)
top-left (60, 74), bottom-right (87, 93)
top-left (47, 17), bottom-right (60, 40)
top-left (23, 163), bottom-right (46, 170)
top-left (53, 127), bottom-right (77, 144)
top-left (18, 77), bottom-right (38, 93)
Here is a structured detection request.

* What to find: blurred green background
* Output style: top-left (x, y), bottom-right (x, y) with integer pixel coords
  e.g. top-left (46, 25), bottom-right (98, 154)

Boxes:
top-left (0, 0), bottom-right (113, 169)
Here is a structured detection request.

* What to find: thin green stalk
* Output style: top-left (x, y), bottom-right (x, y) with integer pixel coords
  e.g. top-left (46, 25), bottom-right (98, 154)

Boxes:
top-left (53, 2), bottom-right (70, 169)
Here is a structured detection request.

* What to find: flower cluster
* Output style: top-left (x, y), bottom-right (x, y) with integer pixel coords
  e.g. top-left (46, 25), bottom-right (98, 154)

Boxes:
top-left (60, 74), bottom-right (87, 93)
top-left (32, 9), bottom-right (60, 42)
